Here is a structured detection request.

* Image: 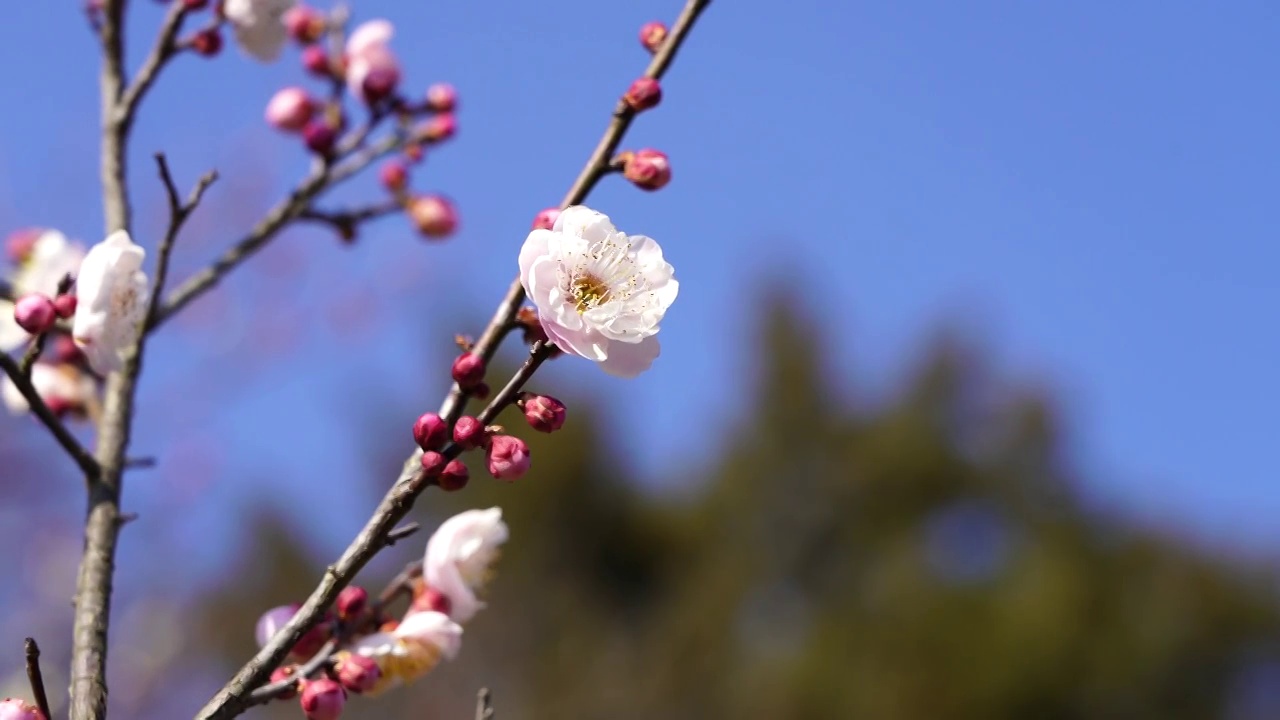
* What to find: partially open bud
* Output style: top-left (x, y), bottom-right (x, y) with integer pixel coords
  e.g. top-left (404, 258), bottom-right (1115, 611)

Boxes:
top-left (486, 435), bottom-right (531, 480)
top-left (437, 459), bottom-right (469, 492)
top-left (190, 27), bottom-right (223, 56)
top-left (451, 353), bottom-right (485, 389)
top-left (360, 66), bottom-right (400, 105)
top-left (425, 83), bottom-right (458, 112)
top-left (336, 585), bottom-right (367, 621)
top-left (302, 45), bottom-right (331, 76)
top-left (14, 294), bottom-right (56, 335)
top-left (265, 87), bottom-right (316, 132)
top-left (299, 678), bottom-right (346, 720)
top-left (284, 5), bottom-right (325, 44)
top-left (407, 195), bottom-right (458, 239)
top-left (0, 698), bottom-right (45, 720)
top-left (522, 394), bottom-right (566, 433)
top-left (623, 77), bottom-right (662, 112)
top-left (53, 294), bottom-right (77, 319)
top-left (452, 415), bottom-right (487, 449)
top-left (515, 306), bottom-right (550, 346)
top-left (335, 652), bottom-right (382, 694)
top-left (379, 160), bottom-right (409, 192)
top-left (639, 21), bottom-right (668, 53)
top-left (623, 148), bottom-right (671, 191)
top-left (303, 121), bottom-right (337, 156)
top-left (269, 667), bottom-right (300, 700)
top-left (531, 207), bottom-right (560, 230)
top-left (413, 412), bottom-right (448, 451)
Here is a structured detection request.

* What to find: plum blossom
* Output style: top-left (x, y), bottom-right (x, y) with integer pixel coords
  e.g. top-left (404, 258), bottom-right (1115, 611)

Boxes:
top-left (350, 610), bottom-right (462, 695)
top-left (345, 20), bottom-right (400, 103)
top-left (0, 230), bottom-right (85, 351)
top-left (2, 362), bottom-right (96, 417)
top-left (72, 230), bottom-right (149, 375)
top-left (223, 0), bottom-right (296, 62)
top-left (518, 206), bottom-right (678, 377)
top-left (423, 507), bottom-right (509, 622)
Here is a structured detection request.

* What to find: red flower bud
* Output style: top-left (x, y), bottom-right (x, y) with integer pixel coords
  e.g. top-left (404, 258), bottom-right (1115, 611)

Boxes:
top-left (451, 352), bottom-right (485, 389)
top-left (53, 294), bottom-right (77, 319)
top-left (623, 148), bottom-right (671, 191)
top-left (0, 698), bottom-right (45, 720)
top-left (4, 228), bottom-right (42, 263)
top-left (303, 121), bottom-right (337, 156)
top-left (379, 160), bottom-right (409, 192)
top-left (336, 585), bottom-right (367, 621)
top-left (265, 87), bottom-right (316, 132)
top-left (623, 77), bottom-right (662, 112)
top-left (407, 195), bottom-right (458, 239)
top-left (422, 113), bottom-right (456, 143)
top-left (190, 27), bottom-right (223, 56)
top-left (639, 21), bottom-right (668, 53)
top-left (302, 45), bottom-right (331, 76)
top-left (284, 5), bottom-right (326, 44)
top-left (299, 678), bottom-right (346, 720)
top-left (335, 653), bottom-right (381, 694)
top-left (412, 412), bottom-right (448, 451)
top-left (425, 82), bottom-right (458, 113)
top-left (452, 415), bottom-right (487, 449)
top-left (420, 450), bottom-right (447, 475)
top-left (270, 666), bottom-right (300, 700)
top-left (411, 586), bottom-right (452, 615)
top-left (14, 294), bottom-right (56, 334)
top-left (486, 435), bottom-right (531, 480)
top-left (531, 207), bottom-right (560, 230)
top-left (523, 394), bottom-right (566, 433)
top-left (437, 459), bottom-right (469, 492)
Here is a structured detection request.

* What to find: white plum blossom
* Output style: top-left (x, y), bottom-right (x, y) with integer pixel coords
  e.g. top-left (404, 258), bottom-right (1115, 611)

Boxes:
top-left (518, 206), bottom-right (678, 378)
top-left (0, 230), bottom-right (85, 350)
top-left (2, 362), bottom-right (96, 416)
top-left (224, 0), bottom-right (296, 62)
top-left (350, 610), bottom-right (462, 695)
top-left (423, 507), bottom-right (509, 623)
top-left (344, 19), bottom-right (399, 101)
top-left (72, 230), bottom-right (149, 375)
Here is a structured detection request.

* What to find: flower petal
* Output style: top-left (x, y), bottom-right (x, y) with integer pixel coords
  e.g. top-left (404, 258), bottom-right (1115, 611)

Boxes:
top-left (347, 19), bottom-right (394, 57)
top-left (599, 335), bottom-right (660, 378)
top-left (554, 205), bottom-right (616, 244)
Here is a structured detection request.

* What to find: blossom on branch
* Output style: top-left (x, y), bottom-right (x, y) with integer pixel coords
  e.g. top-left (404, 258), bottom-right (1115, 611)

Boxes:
top-left (224, 0), bottom-right (296, 62)
top-left (519, 206), bottom-right (678, 377)
top-left (72, 230), bottom-right (149, 375)
top-left (350, 610), bottom-right (462, 695)
top-left (345, 20), bottom-right (400, 104)
top-left (423, 507), bottom-right (509, 622)
top-left (2, 362), bottom-right (95, 417)
top-left (0, 229), bottom-right (85, 350)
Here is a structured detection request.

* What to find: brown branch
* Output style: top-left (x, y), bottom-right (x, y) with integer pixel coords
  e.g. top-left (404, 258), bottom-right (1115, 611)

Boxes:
top-left (149, 154), bottom-right (218, 325)
top-left (475, 688), bottom-right (494, 720)
top-left (297, 200), bottom-right (401, 236)
top-left (25, 639), bottom-right (53, 720)
top-left (0, 352), bottom-right (99, 479)
top-left (116, 2), bottom-right (191, 129)
top-left (195, 3), bottom-right (712, 717)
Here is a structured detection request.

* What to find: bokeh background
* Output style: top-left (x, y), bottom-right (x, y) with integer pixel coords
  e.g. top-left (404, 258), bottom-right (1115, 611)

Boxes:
top-left (1, 1), bottom-right (1278, 718)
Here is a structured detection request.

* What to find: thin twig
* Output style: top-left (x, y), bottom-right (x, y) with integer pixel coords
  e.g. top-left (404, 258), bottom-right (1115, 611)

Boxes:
top-left (297, 200), bottom-right (401, 238)
top-left (24, 638), bottom-right (53, 720)
top-left (475, 688), bottom-right (494, 720)
top-left (149, 154), bottom-right (218, 325)
top-left (19, 333), bottom-right (48, 378)
top-left (194, 4), bottom-right (712, 717)
top-left (116, 2), bottom-right (190, 129)
top-left (244, 639), bottom-right (338, 706)
top-left (0, 352), bottom-right (99, 479)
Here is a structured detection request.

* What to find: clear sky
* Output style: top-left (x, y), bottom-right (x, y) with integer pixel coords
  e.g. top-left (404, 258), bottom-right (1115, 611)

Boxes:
top-left (0, 1), bottom-right (1277, 562)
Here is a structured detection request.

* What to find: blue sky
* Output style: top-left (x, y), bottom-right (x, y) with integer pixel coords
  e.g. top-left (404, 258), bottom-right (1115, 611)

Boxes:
top-left (0, 1), bottom-right (1277, 563)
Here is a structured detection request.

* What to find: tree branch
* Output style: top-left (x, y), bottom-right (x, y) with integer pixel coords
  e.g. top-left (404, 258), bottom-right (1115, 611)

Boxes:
top-left (194, 3), bottom-right (711, 717)
top-left (117, 2), bottom-right (191, 129)
top-left (0, 352), bottom-right (99, 480)
top-left (475, 688), bottom-right (494, 720)
top-left (24, 638), bottom-right (53, 720)
top-left (150, 154), bottom-right (217, 325)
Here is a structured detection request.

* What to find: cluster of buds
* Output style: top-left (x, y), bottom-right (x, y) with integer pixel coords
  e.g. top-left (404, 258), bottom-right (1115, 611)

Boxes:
top-left (604, 21), bottom-right (674, 191)
top-left (254, 509), bottom-right (508, 715)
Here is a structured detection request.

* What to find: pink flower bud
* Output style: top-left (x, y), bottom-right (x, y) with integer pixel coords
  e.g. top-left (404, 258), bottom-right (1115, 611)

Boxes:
top-left (486, 435), bottom-right (531, 480)
top-left (407, 195), bottom-right (458, 239)
top-left (4, 228), bottom-right (42, 263)
top-left (639, 21), bottom-right (668, 53)
top-left (422, 113), bottom-right (456, 143)
top-left (53, 294), bottom-right (77, 319)
top-left (403, 143), bottom-right (425, 163)
top-left (412, 412), bottom-right (448, 451)
top-left (302, 45), bottom-right (331, 76)
top-left (292, 618), bottom-right (332, 660)
top-left (183, 0), bottom-right (209, 10)
top-left (623, 77), bottom-right (662, 112)
top-left (425, 82), bottom-right (457, 112)
top-left (14, 294), bottom-right (56, 334)
top-left (284, 5), bottom-right (325, 44)
top-left (411, 586), bottom-right (452, 615)
top-left (190, 27), bottom-right (223, 57)
top-left (379, 160), bottom-right (409, 192)
top-left (623, 148), bottom-right (671, 191)
top-left (523, 394), bottom-right (566, 433)
top-left (452, 415), bottom-right (486, 449)
top-left (265, 87), bottom-right (315, 132)
top-left (437, 459), bottom-right (469, 492)
top-left (451, 353), bottom-right (485, 389)
top-left (516, 306), bottom-right (550, 346)
top-left (336, 586), bottom-right (367, 621)
top-left (0, 698), bottom-right (45, 720)
top-left (270, 667), bottom-right (300, 699)
top-left (299, 678), bottom-right (346, 720)
top-left (335, 653), bottom-right (381, 694)
top-left (360, 66), bottom-right (400, 105)
top-left (51, 334), bottom-right (82, 364)
top-left (531, 207), bottom-right (560, 230)
top-left (420, 450), bottom-right (446, 475)
top-left (303, 121), bottom-right (337, 156)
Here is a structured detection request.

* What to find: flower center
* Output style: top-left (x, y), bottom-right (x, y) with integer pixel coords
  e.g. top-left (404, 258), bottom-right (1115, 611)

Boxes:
top-left (570, 274), bottom-right (612, 314)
